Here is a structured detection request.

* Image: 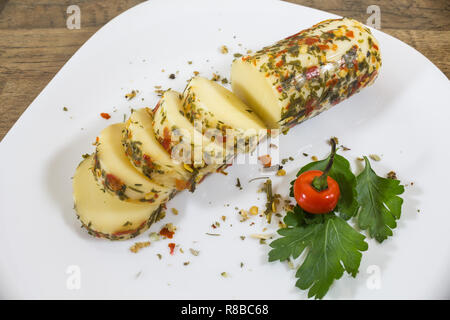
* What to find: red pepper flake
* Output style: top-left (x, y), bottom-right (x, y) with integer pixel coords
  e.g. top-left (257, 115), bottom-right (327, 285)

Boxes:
top-left (100, 113), bottom-right (111, 120)
top-left (305, 66), bottom-right (320, 80)
top-left (326, 78), bottom-right (339, 87)
top-left (345, 30), bottom-right (354, 38)
top-left (304, 37), bottom-right (319, 45)
top-left (175, 179), bottom-right (190, 191)
top-left (372, 43), bottom-right (379, 51)
top-left (258, 154), bottom-right (272, 168)
top-left (276, 85), bottom-right (283, 93)
top-left (168, 243), bottom-right (176, 255)
top-left (305, 99), bottom-right (315, 116)
top-left (160, 227), bottom-right (174, 239)
top-left (105, 174), bottom-right (124, 192)
top-left (161, 127), bottom-right (172, 154)
top-left (276, 60), bottom-right (284, 68)
top-left (317, 44), bottom-right (329, 51)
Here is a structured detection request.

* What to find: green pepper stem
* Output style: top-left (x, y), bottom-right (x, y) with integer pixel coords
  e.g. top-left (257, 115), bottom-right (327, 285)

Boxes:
top-left (311, 138), bottom-right (337, 191)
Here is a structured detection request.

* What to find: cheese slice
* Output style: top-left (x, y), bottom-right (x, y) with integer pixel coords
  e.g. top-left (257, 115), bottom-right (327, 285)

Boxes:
top-left (94, 123), bottom-right (173, 202)
top-left (73, 156), bottom-right (165, 240)
top-left (153, 90), bottom-right (234, 189)
top-left (231, 18), bottom-right (381, 131)
top-left (182, 77), bottom-right (266, 153)
top-left (123, 107), bottom-right (192, 190)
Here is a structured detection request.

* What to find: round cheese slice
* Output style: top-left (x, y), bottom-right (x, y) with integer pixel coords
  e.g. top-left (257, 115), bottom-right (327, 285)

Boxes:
top-left (94, 123), bottom-right (173, 203)
top-left (73, 156), bottom-right (165, 240)
top-left (181, 77), bottom-right (266, 153)
top-left (123, 107), bottom-right (192, 190)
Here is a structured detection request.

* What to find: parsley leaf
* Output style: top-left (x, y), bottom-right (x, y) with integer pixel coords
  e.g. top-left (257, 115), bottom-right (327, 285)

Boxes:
top-left (269, 211), bottom-right (368, 299)
top-left (291, 153), bottom-right (358, 220)
top-left (356, 156), bottom-right (405, 243)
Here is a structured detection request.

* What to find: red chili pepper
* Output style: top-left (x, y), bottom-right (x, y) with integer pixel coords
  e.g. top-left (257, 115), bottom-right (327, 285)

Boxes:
top-left (100, 113), bottom-right (111, 120)
top-left (293, 139), bottom-right (340, 214)
top-left (168, 243), bottom-right (176, 255)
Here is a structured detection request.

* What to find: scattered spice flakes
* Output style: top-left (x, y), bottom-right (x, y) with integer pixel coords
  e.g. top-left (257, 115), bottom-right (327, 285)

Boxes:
top-left (100, 112), bottom-right (111, 120)
top-left (263, 179), bottom-right (274, 223)
top-left (168, 243), bottom-right (176, 255)
top-left (269, 143), bottom-right (278, 149)
top-left (276, 169), bottom-right (286, 176)
top-left (221, 272), bottom-right (228, 278)
top-left (250, 233), bottom-right (272, 240)
top-left (221, 215), bottom-right (226, 222)
top-left (193, 71), bottom-right (200, 76)
top-left (239, 209), bottom-right (249, 222)
top-left (130, 241), bottom-right (150, 253)
top-left (311, 155), bottom-right (318, 161)
top-left (233, 53), bottom-right (243, 58)
top-left (125, 90), bottom-right (138, 100)
top-left (302, 153), bottom-right (309, 157)
top-left (82, 153), bottom-right (90, 159)
top-left (156, 253), bottom-right (162, 260)
top-left (206, 232), bottom-right (221, 236)
top-left (258, 154), bottom-right (272, 168)
top-left (249, 206), bottom-right (259, 216)
top-left (169, 73), bottom-right (176, 79)
top-left (189, 248), bottom-right (200, 256)
top-left (357, 157), bottom-right (364, 161)
top-left (211, 73), bottom-right (221, 81)
top-left (246, 49), bottom-right (253, 54)
top-left (369, 154), bottom-right (381, 161)
top-left (220, 45), bottom-right (229, 54)
top-left (387, 171), bottom-right (398, 180)
top-left (341, 145), bottom-right (351, 151)
top-left (240, 262), bottom-right (244, 268)
top-left (236, 178), bottom-right (243, 190)
top-left (149, 232), bottom-right (161, 242)
top-left (160, 223), bottom-right (176, 239)
top-left (221, 78), bottom-right (229, 84)
top-left (240, 236), bottom-right (246, 240)
top-left (183, 261), bottom-right (190, 266)
top-left (63, 107), bottom-right (68, 111)
top-left (187, 61), bottom-right (193, 64)
top-left (171, 208), bottom-right (179, 215)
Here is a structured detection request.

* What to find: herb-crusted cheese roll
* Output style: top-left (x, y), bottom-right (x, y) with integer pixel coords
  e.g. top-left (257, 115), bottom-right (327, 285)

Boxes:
top-left (152, 90), bottom-right (231, 190)
top-left (182, 77), bottom-right (266, 153)
top-left (94, 123), bottom-right (174, 203)
top-left (231, 18), bottom-right (381, 131)
top-left (123, 108), bottom-right (192, 191)
top-left (73, 156), bottom-right (166, 240)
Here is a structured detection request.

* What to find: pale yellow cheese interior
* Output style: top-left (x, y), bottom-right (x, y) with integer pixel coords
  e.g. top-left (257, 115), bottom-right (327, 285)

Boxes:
top-left (231, 61), bottom-right (281, 128)
top-left (96, 123), bottom-right (172, 201)
top-left (126, 107), bottom-right (191, 184)
top-left (73, 156), bottom-right (162, 236)
top-left (184, 77), bottom-right (266, 134)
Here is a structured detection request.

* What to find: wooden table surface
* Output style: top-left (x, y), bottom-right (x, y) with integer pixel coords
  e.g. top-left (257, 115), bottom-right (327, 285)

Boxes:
top-left (0, 0), bottom-right (448, 140)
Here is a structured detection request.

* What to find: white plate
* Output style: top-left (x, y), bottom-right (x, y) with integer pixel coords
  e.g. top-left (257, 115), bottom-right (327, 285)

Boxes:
top-left (1, 0), bottom-right (449, 299)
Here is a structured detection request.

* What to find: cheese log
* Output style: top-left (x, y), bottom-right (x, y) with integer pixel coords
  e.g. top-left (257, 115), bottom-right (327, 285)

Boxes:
top-left (73, 156), bottom-right (166, 240)
top-left (231, 18), bottom-right (381, 130)
top-left (94, 123), bottom-right (173, 203)
top-left (182, 77), bottom-right (266, 153)
top-left (123, 107), bottom-right (192, 190)
top-left (152, 90), bottom-right (230, 186)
